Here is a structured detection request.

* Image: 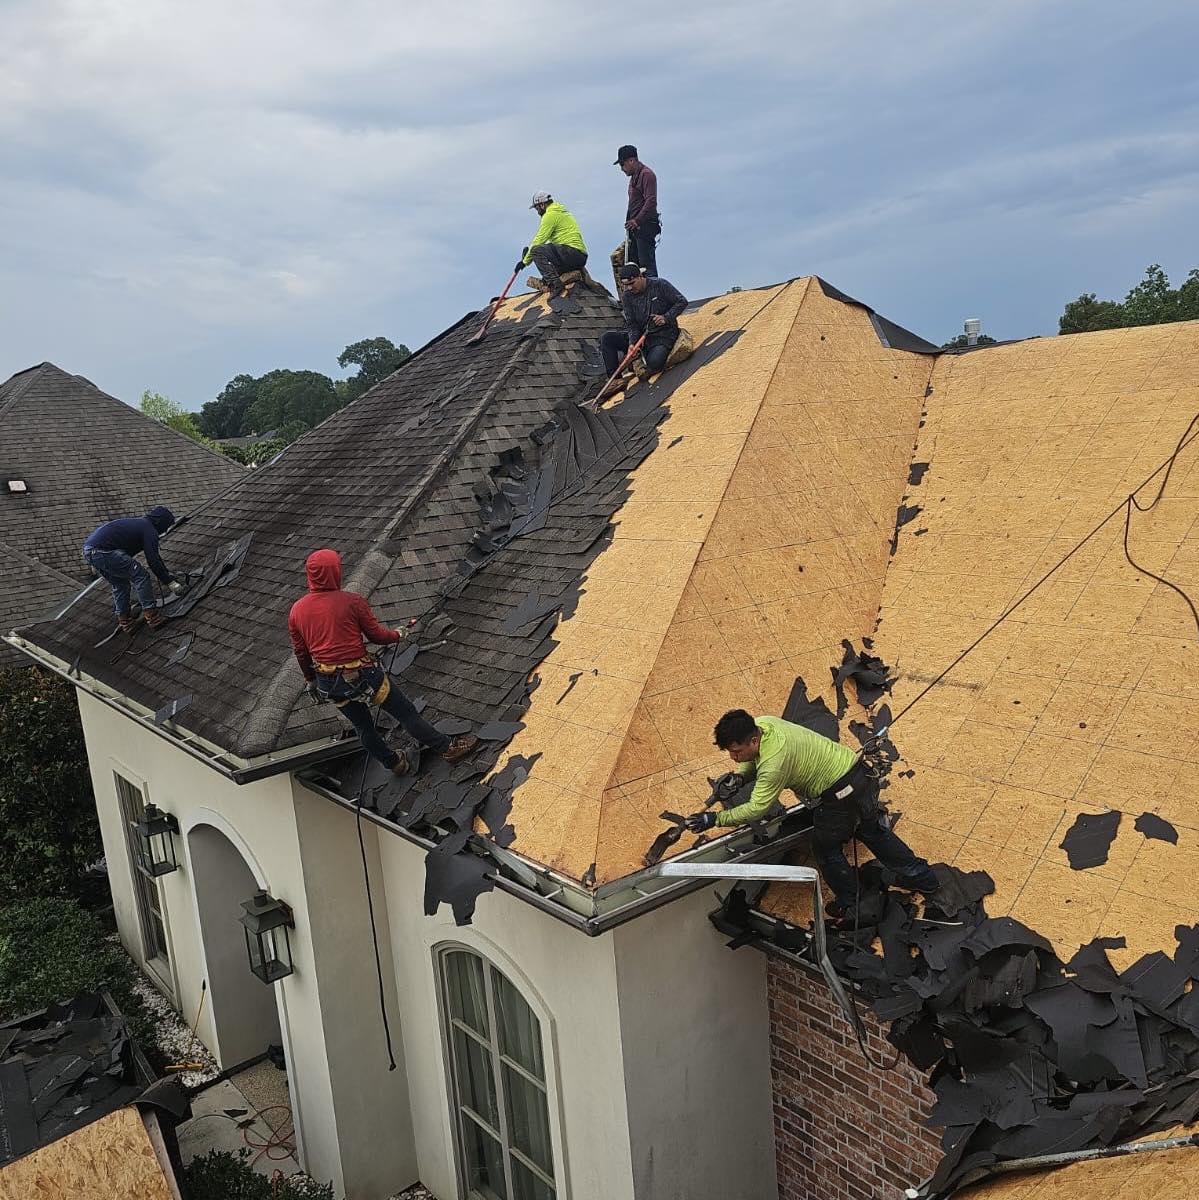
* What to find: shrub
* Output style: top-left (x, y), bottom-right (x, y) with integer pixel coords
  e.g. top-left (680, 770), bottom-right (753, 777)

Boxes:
top-left (181, 1150), bottom-right (335, 1200)
top-left (0, 896), bottom-right (148, 1038)
top-left (0, 667), bottom-right (101, 903)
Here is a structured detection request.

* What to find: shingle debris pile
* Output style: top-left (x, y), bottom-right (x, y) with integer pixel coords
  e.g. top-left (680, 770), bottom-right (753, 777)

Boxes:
top-left (0, 992), bottom-right (175, 1166)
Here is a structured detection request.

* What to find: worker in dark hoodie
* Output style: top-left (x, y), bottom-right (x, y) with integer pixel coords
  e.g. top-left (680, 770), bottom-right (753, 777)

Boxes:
top-left (83, 506), bottom-right (182, 632)
top-left (287, 548), bottom-right (479, 775)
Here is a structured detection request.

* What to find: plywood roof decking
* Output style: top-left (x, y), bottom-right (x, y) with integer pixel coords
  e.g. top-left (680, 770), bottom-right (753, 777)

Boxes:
top-left (865, 319), bottom-right (1199, 967)
top-left (954, 1127), bottom-right (1199, 1199)
top-left (499, 280), bottom-right (934, 883)
top-left (0, 1105), bottom-right (177, 1200)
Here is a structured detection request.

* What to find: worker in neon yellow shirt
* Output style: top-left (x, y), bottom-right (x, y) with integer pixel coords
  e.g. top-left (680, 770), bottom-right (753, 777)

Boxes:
top-left (685, 710), bottom-right (939, 917)
top-left (517, 192), bottom-right (588, 296)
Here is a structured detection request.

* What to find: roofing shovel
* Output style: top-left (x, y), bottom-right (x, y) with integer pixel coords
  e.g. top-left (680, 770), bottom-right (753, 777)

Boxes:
top-left (581, 332), bottom-right (646, 411)
top-left (468, 254), bottom-right (524, 344)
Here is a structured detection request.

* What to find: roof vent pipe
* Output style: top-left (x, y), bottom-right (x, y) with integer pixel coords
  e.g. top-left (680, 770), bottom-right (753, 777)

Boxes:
top-left (964, 317), bottom-right (982, 346)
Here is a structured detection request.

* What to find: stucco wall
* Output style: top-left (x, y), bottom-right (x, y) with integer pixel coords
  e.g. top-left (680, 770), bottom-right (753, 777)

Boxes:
top-left (78, 694), bottom-right (348, 1194)
top-left (613, 887), bottom-right (778, 1200)
top-left (379, 833), bottom-right (639, 1200)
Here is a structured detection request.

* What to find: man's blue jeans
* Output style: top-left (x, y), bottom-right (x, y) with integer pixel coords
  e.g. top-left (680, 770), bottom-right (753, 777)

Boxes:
top-left (317, 664), bottom-right (449, 769)
top-left (84, 548), bottom-right (156, 616)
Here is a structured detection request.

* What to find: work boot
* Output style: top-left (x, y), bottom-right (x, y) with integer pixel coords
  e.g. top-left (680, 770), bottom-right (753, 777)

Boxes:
top-left (526, 275), bottom-right (549, 293)
top-left (390, 751), bottom-right (411, 777)
top-left (896, 870), bottom-right (941, 896)
top-left (440, 734), bottom-right (479, 764)
top-left (559, 270), bottom-right (583, 286)
top-left (116, 612), bottom-right (138, 634)
top-left (143, 609), bottom-right (166, 631)
top-left (596, 375), bottom-right (630, 401)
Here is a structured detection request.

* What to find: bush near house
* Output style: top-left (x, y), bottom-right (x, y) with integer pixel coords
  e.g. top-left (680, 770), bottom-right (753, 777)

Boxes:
top-left (0, 897), bottom-right (149, 1040)
top-left (0, 667), bottom-right (101, 904)
top-left (181, 1150), bottom-right (335, 1200)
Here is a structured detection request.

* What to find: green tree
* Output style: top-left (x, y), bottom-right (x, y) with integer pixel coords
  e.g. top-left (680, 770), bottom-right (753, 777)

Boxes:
top-left (0, 668), bottom-right (101, 902)
top-left (941, 333), bottom-right (997, 350)
top-left (247, 369), bottom-right (338, 433)
top-left (1058, 264), bottom-right (1199, 334)
top-left (140, 389), bottom-right (205, 440)
top-left (198, 373), bottom-right (259, 439)
top-left (336, 336), bottom-right (411, 404)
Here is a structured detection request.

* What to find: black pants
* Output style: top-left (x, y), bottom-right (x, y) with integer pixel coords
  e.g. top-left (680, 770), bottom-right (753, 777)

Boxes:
top-left (627, 217), bottom-right (660, 276)
top-left (810, 762), bottom-right (935, 905)
top-left (530, 243), bottom-right (587, 290)
top-left (600, 326), bottom-right (678, 376)
top-left (316, 664), bottom-right (448, 769)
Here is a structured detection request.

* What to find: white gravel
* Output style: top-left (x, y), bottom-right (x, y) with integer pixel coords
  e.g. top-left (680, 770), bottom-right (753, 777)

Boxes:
top-left (130, 965), bottom-right (219, 1088)
top-left (388, 1186), bottom-right (436, 1199)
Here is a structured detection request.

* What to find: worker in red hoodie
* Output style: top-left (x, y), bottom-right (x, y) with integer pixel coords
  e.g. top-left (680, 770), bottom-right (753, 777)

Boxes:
top-left (288, 549), bottom-right (478, 774)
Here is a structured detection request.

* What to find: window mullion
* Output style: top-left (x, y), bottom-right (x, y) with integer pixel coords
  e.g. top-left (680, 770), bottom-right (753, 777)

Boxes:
top-left (483, 966), bottom-right (517, 1200)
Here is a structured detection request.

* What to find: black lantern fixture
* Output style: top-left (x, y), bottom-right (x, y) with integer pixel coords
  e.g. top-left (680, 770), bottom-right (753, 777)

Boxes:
top-left (238, 891), bottom-right (295, 984)
top-left (133, 803), bottom-right (180, 877)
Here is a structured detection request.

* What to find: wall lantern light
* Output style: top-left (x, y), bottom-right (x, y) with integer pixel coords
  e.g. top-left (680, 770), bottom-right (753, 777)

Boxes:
top-left (238, 891), bottom-right (295, 984)
top-left (133, 803), bottom-right (180, 877)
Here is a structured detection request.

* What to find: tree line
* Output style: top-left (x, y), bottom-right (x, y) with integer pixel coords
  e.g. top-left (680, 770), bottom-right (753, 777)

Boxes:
top-left (140, 335), bottom-right (410, 464)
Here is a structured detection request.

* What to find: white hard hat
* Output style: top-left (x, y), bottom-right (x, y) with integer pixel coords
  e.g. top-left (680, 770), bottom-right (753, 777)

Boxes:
top-left (530, 191), bottom-right (552, 208)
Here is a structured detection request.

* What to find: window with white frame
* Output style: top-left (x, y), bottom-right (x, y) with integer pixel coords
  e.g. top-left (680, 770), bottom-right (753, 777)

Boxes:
top-left (114, 772), bottom-right (173, 995)
top-left (439, 947), bottom-right (557, 1200)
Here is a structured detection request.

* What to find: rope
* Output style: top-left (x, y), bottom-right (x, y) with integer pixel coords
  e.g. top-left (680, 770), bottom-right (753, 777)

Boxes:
top-left (886, 410), bottom-right (1199, 732)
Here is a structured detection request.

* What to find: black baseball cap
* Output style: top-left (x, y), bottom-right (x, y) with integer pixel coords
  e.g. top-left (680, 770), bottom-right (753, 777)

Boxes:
top-left (614, 144), bottom-right (638, 165)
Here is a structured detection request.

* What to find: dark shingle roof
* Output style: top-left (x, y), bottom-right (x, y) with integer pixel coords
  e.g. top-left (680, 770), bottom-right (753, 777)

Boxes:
top-left (15, 294), bottom-right (624, 757)
top-left (0, 363), bottom-right (244, 664)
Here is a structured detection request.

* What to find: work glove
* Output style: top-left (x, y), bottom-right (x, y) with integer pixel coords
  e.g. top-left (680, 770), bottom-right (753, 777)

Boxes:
top-left (167, 579), bottom-right (187, 596)
top-left (684, 810), bottom-right (717, 833)
top-left (305, 682), bottom-right (322, 703)
top-left (514, 259), bottom-right (528, 274)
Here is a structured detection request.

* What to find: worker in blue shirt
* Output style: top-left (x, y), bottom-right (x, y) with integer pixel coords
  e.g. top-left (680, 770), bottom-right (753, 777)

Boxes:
top-left (83, 506), bottom-right (183, 631)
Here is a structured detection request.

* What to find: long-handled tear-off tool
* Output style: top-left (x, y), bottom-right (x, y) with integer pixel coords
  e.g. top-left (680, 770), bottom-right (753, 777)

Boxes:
top-left (582, 332), bottom-right (646, 411)
top-left (469, 252), bottom-right (525, 345)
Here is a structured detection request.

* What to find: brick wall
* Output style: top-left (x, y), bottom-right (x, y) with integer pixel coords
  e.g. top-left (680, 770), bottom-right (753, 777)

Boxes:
top-left (768, 954), bottom-right (941, 1200)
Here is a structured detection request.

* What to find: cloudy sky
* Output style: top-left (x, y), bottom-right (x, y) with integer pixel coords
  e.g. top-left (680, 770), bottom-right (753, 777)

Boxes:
top-left (2, 1), bottom-right (1197, 410)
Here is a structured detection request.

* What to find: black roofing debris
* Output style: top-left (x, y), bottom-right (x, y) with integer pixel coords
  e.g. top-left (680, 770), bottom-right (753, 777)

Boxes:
top-left (1059, 810), bottom-right (1122, 870)
top-left (164, 633), bottom-right (195, 667)
top-left (644, 811), bottom-right (689, 868)
top-left (781, 676), bottom-right (839, 741)
top-left (890, 504), bottom-right (924, 555)
top-left (1135, 812), bottom-right (1179, 845)
top-left (0, 992), bottom-right (183, 1167)
top-left (830, 638), bottom-right (893, 718)
top-left (154, 694), bottom-right (192, 726)
top-left (909, 462), bottom-right (931, 487)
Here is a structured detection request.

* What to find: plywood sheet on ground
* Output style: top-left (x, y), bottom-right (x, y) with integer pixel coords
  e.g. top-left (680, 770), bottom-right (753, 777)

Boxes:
top-left (0, 1106), bottom-right (176, 1200)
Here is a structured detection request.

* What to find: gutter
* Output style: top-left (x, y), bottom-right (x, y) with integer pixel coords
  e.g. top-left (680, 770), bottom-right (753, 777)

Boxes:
top-left (3, 633), bottom-right (353, 783)
top-left (299, 770), bottom-right (816, 935)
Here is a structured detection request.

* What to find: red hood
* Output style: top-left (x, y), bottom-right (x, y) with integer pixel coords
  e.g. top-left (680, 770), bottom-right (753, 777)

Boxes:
top-left (305, 548), bottom-right (342, 591)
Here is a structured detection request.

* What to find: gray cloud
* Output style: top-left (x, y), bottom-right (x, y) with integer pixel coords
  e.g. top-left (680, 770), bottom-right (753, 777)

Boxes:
top-left (1, 0), bottom-right (1197, 406)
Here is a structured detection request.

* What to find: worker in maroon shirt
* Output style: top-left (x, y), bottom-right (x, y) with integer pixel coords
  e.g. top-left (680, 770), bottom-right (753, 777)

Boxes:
top-left (615, 144), bottom-right (660, 277)
top-left (288, 549), bottom-right (478, 775)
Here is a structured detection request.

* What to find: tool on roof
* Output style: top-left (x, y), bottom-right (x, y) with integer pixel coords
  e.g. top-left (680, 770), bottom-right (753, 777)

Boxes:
top-left (581, 331), bottom-right (645, 412)
top-left (468, 254), bottom-right (525, 344)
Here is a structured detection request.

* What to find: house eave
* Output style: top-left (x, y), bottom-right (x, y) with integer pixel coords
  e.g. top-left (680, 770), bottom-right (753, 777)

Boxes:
top-left (297, 766), bottom-right (815, 935)
top-left (3, 632), bottom-right (354, 783)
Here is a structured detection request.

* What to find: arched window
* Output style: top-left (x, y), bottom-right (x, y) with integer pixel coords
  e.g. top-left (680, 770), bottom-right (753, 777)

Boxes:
top-left (439, 947), bottom-right (557, 1200)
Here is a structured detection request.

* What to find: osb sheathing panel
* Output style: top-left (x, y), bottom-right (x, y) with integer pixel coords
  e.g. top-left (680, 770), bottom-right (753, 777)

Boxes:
top-left (499, 281), bottom-right (811, 882)
top-left (871, 318), bottom-right (1199, 966)
top-left (502, 278), bottom-right (935, 885)
top-left (0, 1106), bottom-right (176, 1200)
top-left (956, 1126), bottom-right (1199, 1199)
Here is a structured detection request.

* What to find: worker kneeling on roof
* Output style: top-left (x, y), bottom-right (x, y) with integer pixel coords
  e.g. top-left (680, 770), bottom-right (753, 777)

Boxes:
top-left (686, 710), bottom-right (940, 919)
top-left (288, 549), bottom-right (478, 775)
top-left (597, 265), bottom-right (689, 399)
top-left (83, 506), bottom-right (183, 633)
top-left (518, 192), bottom-right (588, 297)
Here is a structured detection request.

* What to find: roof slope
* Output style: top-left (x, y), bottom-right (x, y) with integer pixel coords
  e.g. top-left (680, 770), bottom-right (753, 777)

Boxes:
top-left (0, 363), bottom-right (243, 663)
top-left (874, 319), bottom-right (1199, 968)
